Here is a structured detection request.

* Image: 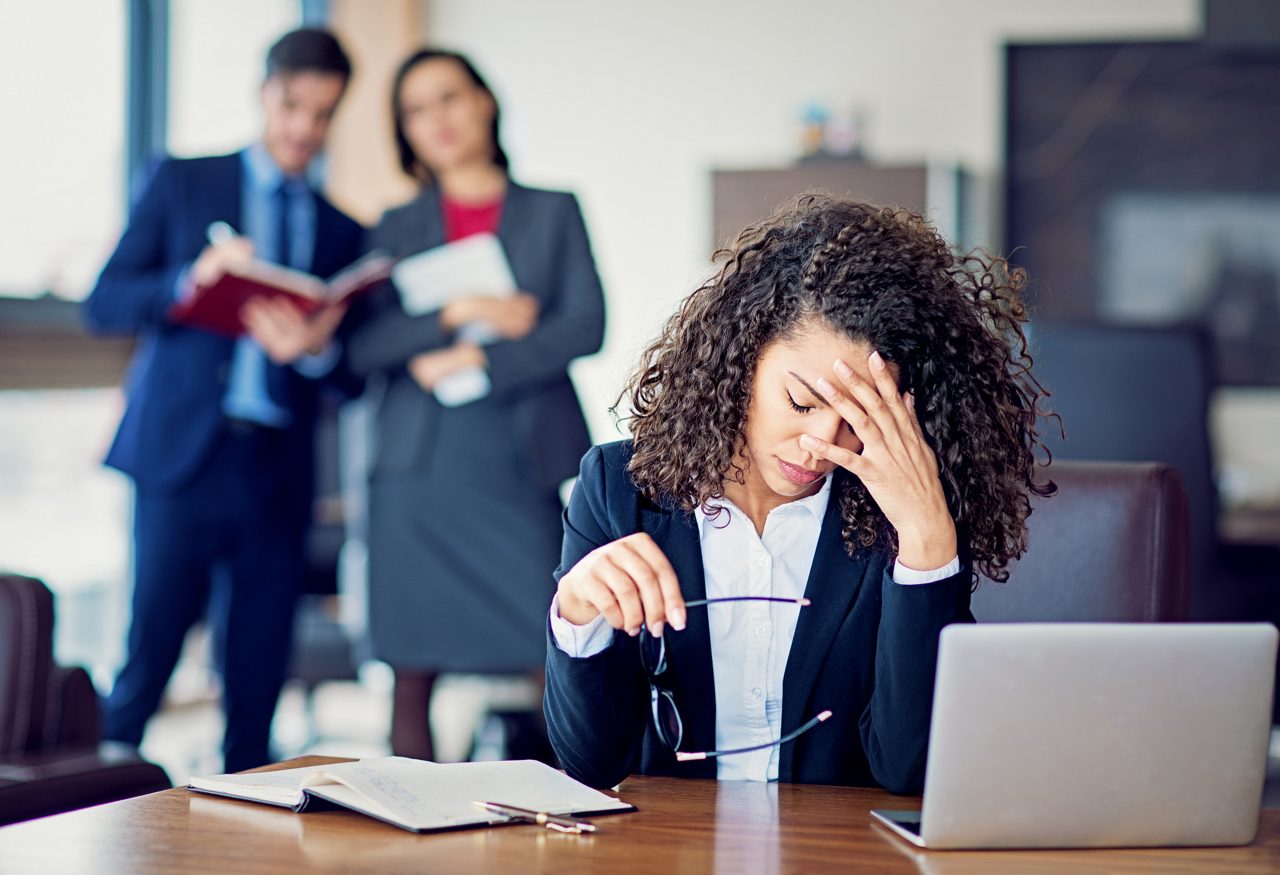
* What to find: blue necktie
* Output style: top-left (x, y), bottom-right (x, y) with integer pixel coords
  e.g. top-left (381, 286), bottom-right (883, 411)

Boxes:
top-left (264, 182), bottom-right (296, 412)
top-left (275, 183), bottom-right (293, 269)
top-left (223, 176), bottom-right (301, 427)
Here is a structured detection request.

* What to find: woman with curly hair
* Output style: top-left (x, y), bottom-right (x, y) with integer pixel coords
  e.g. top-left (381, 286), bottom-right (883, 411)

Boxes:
top-left (543, 193), bottom-right (1053, 792)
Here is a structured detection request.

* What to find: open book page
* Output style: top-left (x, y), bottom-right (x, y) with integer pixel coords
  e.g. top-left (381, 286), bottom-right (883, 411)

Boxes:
top-left (204, 250), bottom-right (394, 303)
top-left (216, 259), bottom-right (329, 300)
top-left (392, 233), bottom-right (516, 316)
top-left (190, 757), bottom-right (632, 832)
top-left (410, 760), bottom-right (632, 816)
top-left (187, 762), bottom-right (333, 808)
top-left (300, 760), bottom-right (495, 831)
top-left (325, 251), bottom-right (395, 302)
top-left (302, 758), bottom-right (631, 833)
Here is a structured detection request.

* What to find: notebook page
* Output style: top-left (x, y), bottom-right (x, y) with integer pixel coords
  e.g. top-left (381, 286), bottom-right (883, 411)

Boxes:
top-left (188, 762), bottom-right (334, 807)
top-left (419, 760), bottom-right (631, 816)
top-left (222, 259), bottom-right (328, 300)
top-left (301, 758), bottom-right (494, 830)
top-left (303, 758), bottom-right (629, 832)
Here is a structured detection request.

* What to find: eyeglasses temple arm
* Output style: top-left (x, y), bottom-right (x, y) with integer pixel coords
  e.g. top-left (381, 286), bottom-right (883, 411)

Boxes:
top-left (674, 710), bottom-right (832, 761)
top-left (682, 596), bottom-right (811, 607)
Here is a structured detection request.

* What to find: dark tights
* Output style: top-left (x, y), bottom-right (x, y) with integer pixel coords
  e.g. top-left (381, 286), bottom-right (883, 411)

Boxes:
top-left (390, 670), bottom-right (438, 761)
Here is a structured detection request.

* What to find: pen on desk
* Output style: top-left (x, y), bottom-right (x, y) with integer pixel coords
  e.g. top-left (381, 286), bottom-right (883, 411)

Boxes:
top-left (206, 221), bottom-right (237, 246)
top-left (473, 800), bottom-right (596, 834)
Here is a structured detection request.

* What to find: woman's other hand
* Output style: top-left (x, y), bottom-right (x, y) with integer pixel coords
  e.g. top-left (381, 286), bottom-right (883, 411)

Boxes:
top-left (441, 293), bottom-right (539, 339)
top-left (408, 341), bottom-right (485, 390)
top-left (557, 533), bottom-right (687, 637)
top-left (800, 351), bottom-right (958, 571)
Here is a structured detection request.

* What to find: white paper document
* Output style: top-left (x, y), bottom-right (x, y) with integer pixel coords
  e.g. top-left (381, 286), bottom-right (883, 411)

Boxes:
top-left (391, 233), bottom-right (516, 406)
top-left (391, 233), bottom-right (516, 316)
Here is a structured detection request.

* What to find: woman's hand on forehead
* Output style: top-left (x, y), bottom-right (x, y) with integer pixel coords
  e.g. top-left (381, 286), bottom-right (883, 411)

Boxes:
top-left (799, 351), bottom-right (958, 571)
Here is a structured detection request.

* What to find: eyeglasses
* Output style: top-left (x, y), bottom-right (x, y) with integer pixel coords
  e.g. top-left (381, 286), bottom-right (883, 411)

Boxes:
top-left (639, 596), bottom-right (833, 761)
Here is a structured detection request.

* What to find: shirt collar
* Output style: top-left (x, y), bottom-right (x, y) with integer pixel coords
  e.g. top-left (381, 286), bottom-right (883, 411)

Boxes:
top-left (696, 473), bottom-right (833, 538)
top-left (242, 143), bottom-right (306, 194)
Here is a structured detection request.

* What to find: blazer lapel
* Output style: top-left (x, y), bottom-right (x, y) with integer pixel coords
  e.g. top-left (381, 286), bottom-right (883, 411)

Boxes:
top-left (191, 154), bottom-right (241, 260)
top-left (495, 181), bottom-right (531, 288)
top-left (308, 191), bottom-right (340, 277)
top-left (219, 155), bottom-right (243, 231)
top-left (415, 186), bottom-right (446, 252)
top-left (641, 500), bottom-right (718, 759)
top-left (779, 476), bottom-right (872, 776)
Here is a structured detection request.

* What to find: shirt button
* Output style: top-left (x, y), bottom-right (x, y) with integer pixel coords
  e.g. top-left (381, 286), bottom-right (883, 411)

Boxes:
top-left (752, 688), bottom-right (763, 700)
top-left (756, 556), bottom-right (768, 568)
top-left (755, 625), bottom-right (767, 637)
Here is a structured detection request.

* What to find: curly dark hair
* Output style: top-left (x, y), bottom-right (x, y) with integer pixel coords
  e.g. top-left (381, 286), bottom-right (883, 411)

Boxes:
top-left (617, 192), bottom-right (1055, 584)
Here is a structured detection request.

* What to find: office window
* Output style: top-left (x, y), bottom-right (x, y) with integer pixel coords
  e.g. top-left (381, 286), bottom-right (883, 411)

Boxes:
top-left (0, 389), bottom-right (131, 681)
top-left (0, 2), bottom-right (126, 300)
top-left (167, 0), bottom-right (301, 157)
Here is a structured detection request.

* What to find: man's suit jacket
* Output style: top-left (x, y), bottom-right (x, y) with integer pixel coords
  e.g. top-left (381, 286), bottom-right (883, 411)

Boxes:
top-left (544, 441), bottom-right (975, 793)
top-left (83, 153), bottom-right (365, 518)
top-left (344, 182), bottom-right (604, 490)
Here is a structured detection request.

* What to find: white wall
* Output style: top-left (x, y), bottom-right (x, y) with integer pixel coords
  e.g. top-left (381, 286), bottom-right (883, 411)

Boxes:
top-left (424, 0), bottom-right (1200, 440)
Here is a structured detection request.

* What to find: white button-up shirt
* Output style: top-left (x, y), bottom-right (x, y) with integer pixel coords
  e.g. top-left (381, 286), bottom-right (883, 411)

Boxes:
top-left (549, 477), bottom-right (958, 781)
top-left (695, 475), bottom-right (831, 781)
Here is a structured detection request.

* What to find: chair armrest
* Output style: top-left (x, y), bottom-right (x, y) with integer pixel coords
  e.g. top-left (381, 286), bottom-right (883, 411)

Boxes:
top-left (0, 742), bottom-right (171, 826)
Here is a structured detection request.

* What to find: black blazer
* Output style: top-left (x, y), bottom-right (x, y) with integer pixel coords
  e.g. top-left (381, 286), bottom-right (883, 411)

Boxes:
top-left (345, 182), bottom-right (605, 490)
top-left (544, 441), bottom-right (974, 793)
top-left (82, 152), bottom-right (365, 509)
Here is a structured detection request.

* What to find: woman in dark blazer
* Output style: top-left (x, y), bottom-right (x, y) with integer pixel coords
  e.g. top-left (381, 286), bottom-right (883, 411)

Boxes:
top-left (545, 194), bottom-right (1053, 791)
top-left (346, 49), bottom-right (604, 760)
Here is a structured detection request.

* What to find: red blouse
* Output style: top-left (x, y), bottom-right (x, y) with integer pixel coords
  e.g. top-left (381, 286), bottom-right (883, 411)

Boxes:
top-left (442, 195), bottom-right (504, 243)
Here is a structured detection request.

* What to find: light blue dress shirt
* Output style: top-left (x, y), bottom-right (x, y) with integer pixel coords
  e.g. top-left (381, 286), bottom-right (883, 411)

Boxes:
top-left (219, 145), bottom-right (318, 427)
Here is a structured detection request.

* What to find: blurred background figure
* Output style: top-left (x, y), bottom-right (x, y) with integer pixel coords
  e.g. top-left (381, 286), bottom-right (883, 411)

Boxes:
top-left (343, 48), bottom-right (604, 761)
top-left (81, 28), bottom-right (365, 772)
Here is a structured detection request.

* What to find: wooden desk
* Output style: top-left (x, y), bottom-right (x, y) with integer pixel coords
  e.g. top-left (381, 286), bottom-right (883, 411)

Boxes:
top-left (1, 756), bottom-right (1277, 874)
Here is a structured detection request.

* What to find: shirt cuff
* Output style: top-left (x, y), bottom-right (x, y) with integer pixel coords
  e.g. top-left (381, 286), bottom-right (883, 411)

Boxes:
top-left (892, 555), bottom-right (961, 586)
top-left (293, 340), bottom-right (341, 378)
top-left (174, 263), bottom-right (196, 303)
top-left (549, 593), bottom-right (613, 658)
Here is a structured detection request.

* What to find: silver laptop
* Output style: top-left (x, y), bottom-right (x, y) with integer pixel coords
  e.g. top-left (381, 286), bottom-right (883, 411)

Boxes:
top-left (871, 623), bottom-right (1277, 849)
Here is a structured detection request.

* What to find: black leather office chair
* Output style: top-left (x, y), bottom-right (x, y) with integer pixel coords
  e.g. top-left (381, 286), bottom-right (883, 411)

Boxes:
top-left (0, 573), bottom-right (171, 825)
top-left (973, 461), bottom-right (1191, 622)
top-left (1028, 322), bottom-right (1222, 618)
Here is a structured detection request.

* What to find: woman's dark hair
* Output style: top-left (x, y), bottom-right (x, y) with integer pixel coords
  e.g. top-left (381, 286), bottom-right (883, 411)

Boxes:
top-left (618, 192), bottom-right (1056, 585)
top-left (391, 48), bottom-right (510, 185)
top-left (265, 28), bottom-right (351, 82)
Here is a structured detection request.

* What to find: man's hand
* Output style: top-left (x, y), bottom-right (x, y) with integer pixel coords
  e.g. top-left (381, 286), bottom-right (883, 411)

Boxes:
top-left (190, 238), bottom-right (255, 290)
top-left (408, 342), bottom-right (486, 391)
top-left (242, 297), bottom-right (348, 365)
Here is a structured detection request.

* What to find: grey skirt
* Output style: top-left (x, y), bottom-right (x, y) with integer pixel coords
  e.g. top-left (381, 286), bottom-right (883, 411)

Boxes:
top-left (367, 395), bottom-right (564, 672)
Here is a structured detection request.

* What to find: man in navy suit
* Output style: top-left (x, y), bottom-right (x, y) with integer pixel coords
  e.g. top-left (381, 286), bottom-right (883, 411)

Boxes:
top-left (84, 29), bottom-right (365, 771)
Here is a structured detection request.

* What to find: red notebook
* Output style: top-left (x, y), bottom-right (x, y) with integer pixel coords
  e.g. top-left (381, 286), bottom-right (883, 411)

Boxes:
top-left (171, 251), bottom-right (394, 337)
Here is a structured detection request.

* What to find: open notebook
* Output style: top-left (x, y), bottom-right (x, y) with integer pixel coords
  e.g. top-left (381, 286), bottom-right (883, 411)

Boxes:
top-left (172, 250), bottom-right (394, 337)
top-left (188, 757), bottom-right (633, 834)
